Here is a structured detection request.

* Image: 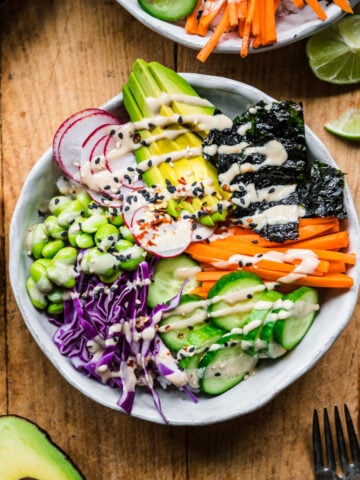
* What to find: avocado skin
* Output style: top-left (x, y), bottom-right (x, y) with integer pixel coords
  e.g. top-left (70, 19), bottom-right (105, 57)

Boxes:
top-left (0, 415), bottom-right (84, 480)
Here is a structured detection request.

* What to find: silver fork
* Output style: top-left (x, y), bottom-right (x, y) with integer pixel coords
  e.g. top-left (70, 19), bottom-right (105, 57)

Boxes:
top-left (312, 405), bottom-right (360, 479)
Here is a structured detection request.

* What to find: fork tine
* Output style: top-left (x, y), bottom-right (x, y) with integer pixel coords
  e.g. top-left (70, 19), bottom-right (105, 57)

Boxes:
top-left (324, 407), bottom-right (337, 472)
top-left (335, 405), bottom-right (350, 472)
top-left (313, 409), bottom-right (325, 472)
top-left (344, 404), bottom-right (360, 466)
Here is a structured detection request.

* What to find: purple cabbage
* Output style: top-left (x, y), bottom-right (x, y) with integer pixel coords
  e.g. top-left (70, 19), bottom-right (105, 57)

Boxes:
top-left (51, 258), bottom-right (196, 422)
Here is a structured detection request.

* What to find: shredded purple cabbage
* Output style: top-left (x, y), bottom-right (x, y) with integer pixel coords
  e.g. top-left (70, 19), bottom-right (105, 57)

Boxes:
top-left (50, 256), bottom-right (196, 422)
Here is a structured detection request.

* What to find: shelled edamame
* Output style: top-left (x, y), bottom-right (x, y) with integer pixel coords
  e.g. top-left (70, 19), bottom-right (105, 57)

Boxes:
top-left (25, 177), bottom-right (146, 314)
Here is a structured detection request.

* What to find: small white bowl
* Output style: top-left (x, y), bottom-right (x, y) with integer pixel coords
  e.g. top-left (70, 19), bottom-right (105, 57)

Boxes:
top-left (9, 74), bottom-right (360, 425)
top-left (116, 0), bottom-right (360, 54)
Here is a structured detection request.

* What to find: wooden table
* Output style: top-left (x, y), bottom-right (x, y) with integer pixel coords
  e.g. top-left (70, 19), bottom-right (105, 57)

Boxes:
top-left (1, 1), bottom-right (359, 478)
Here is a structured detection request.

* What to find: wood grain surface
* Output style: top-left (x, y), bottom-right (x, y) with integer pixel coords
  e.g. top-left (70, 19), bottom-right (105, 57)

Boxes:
top-left (1, 1), bottom-right (359, 479)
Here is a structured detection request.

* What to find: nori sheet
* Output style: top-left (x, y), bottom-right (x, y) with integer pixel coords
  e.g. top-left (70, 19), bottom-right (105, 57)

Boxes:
top-left (203, 100), bottom-right (347, 242)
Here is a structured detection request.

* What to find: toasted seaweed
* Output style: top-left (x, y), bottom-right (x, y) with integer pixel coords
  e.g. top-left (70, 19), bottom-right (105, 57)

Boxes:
top-left (203, 100), bottom-right (347, 242)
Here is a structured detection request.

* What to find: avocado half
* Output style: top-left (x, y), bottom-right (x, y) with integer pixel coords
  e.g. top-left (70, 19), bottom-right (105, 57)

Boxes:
top-left (0, 415), bottom-right (84, 480)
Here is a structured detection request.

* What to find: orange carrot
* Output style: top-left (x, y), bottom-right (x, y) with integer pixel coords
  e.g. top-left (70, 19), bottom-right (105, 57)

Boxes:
top-left (305, 0), bottom-right (327, 20)
top-left (197, 4), bottom-right (230, 62)
top-left (332, 0), bottom-right (354, 13)
top-left (229, 0), bottom-right (239, 27)
top-left (292, 0), bottom-right (305, 8)
top-left (196, 0), bottom-right (226, 36)
top-left (240, 0), bottom-right (256, 57)
top-left (185, 0), bottom-right (203, 34)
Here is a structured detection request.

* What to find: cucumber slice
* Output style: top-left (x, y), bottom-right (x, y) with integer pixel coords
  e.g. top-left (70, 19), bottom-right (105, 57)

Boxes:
top-left (147, 254), bottom-right (200, 308)
top-left (274, 286), bottom-right (319, 350)
top-left (159, 294), bottom-right (222, 351)
top-left (138, 0), bottom-right (198, 21)
top-left (179, 353), bottom-right (202, 389)
top-left (199, 334), bottom-right (257, 395)
top-left (208, 271), bottom-right (266, 331)
top-left (240, 289), bottom-right (284, 358)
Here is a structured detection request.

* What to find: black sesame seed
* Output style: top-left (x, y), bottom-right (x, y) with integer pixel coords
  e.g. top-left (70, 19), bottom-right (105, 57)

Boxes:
top-left (109, 129), bottom-right (116, 136)
top-left (118, 132), bottom-right (123, 139)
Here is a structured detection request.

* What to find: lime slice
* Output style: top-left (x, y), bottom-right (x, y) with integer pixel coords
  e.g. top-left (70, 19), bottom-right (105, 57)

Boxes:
top-left (138, 0), bottom-right (197, 21)
top-left (306, 15), bottom-right (360, 84)
top-left (325, 108), bottom-right (360, 141)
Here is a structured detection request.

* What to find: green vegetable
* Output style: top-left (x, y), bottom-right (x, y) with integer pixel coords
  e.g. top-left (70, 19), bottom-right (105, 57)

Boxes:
top-left (198, 333), bottom-right (258, 395)
top-left (274, 286), bottom-right (319, 350)
top-left (122, 59), bottom-right (229, 225)
top-left (147, 254), bottom-right (201, 309)
top-left (138, 0), bottom-right (198, 21)
top-left (159, 294), bottom-right (222, 352)
top-left (208, 271), bottom-right (265, 331)
top-left (0, 415), bottom-right (84, 479)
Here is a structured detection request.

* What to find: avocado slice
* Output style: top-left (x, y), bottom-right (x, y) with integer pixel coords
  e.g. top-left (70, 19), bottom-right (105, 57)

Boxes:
top-left (0, 415), bottom-right (84, 480)
top-left (122, 59), bottom-right (230, 226)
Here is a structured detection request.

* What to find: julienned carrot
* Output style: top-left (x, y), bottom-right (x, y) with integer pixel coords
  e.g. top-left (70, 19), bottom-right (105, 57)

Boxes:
top-left (196, 0), bottom-right (226, 36)
top-left (197, 5), bottom-right (230, 62)
top-left (304, 0), bottom-right (327, 20)
top-left (332, 0), bottom-right (354, 13)
top-left (186, 219), bottom-right (356, 290)
top-left (185, 0), bottom-right (203, 34)
top-left (187, 0), bottom-right (352, 61)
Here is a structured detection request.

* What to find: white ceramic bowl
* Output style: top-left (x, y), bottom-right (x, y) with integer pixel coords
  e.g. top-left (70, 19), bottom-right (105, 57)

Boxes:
top-left (116, 0), bottom-right (359, 54)
top-left (9, 74), bottom-right (360, 425)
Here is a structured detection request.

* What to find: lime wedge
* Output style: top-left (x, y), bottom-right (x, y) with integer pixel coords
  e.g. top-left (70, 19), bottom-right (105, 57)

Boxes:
top-left (306, 15), bottom-right (360, 84)
top-left (325, 108), bottom-right (360, 141)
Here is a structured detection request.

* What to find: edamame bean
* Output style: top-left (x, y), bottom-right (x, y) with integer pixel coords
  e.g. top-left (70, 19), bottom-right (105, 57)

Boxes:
top-left (41, 239), bottom-right (66, 259)
top-left (47, 303), bottom-right (64, 315)
top-left (46, 247), bottom-right (78, 288)
top-left (94, 224), bottom-right (119, 251)
top-left (118, 245), bottom-right (144, 271)
top-left (99, 270), bottom-right (122, 284)
top-left (68, 218), bottom-right (94, 248)
top-left (47, 287), bottom-right (64, 304)
top-left (44, 215), bottom-right (67, 240)
top-left (114, 238), bottom-right (133, 252)
top-left (26, 277), bottom-right (48, 309)
top-left (108, 208), bottom-right (124, 226)
top-left (26, 223), bottom-right (49, 259)
top-left (81, 214), bottom-right (108, 234)
top-left (119, 225), bottom-right (135, 243)
top-left (80, 248), bottom-right (119, 277)
top-left (57, 199), bottom-right (84, 228)
top-left (48, 195), bottom-right (71, 216)
top-left (30, 258), bottom-right (53, 293)
top-left (76, 191), bottom-right (92, 215)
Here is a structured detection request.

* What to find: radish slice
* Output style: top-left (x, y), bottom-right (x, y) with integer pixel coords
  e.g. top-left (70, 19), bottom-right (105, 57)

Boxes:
top-left (86, 188), bottom-right (123, 208)
top-left (130, 205), bottom-right (192, 258)
top-left (55, 111), bottom-right (120, 182)
top-left (191, 223), bottom-right (215, 242)
top-left (53, 108), bottom-right (104, 163)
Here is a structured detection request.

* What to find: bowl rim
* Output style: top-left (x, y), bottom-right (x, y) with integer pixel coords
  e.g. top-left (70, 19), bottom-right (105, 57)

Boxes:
top-left (9, 73), bottom-right (360, 425)
top-left (116, 0), bottom-right (360, 54)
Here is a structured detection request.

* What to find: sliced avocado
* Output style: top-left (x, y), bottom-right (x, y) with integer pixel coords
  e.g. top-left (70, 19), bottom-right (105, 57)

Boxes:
top-left (0, 415), bottom-right (84, 480)
top-left (122, 59), bottom-right (230, 225)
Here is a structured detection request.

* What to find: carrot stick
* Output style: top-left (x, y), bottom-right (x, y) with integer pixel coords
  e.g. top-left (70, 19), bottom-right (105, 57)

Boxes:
top-left (332, 0), bottom-right (354, 13)
top-left (196, 0), bottom-right (226, 36)
top-left (240, 0), bottom-right (256, 57)
top-left (305, 0), bottom-right (327, 19)
top-left (185, 0), bottom-right (203, 34)
top-left (197, 4), bottom-right (230, 62)
top-left (229, 0), bottom-right (239, 27)
top-left (281, 231), bottom-right (349, 251)
top-left (264, 0), bottom-right (277, 45)
top-left (292, 0), bottom-right (305, 8)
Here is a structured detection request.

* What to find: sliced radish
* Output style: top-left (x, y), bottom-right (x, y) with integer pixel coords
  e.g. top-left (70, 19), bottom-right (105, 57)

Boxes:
top-left (53, 108), bottom-right (104, 163)
top-left (55, 111), bottom-right (120, 182)
top-left (86, 188), bottom-right (123, 208)
top-left (129, 205), bottom-right (192, 258)
top-left (191, 223), bottom-right (215, 242)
